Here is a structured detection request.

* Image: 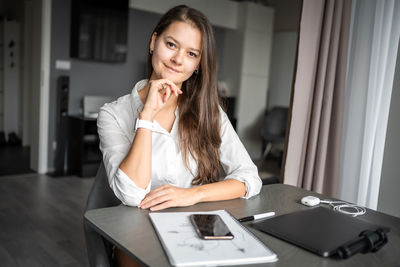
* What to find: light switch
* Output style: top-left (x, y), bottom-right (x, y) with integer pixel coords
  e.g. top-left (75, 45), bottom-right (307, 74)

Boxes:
top-left (55, 60), bottom-right (71, 70)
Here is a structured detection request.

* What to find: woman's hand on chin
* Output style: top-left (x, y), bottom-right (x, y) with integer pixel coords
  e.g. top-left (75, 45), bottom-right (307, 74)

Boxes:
top-left (138, 184), bottom-right (201, 211)
top-left (141, 79), bottom-right (182, 120)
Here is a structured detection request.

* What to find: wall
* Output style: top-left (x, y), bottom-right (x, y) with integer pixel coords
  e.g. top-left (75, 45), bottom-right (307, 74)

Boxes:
top-left (25, 0), bottom-right (42, 171)
top-left (219, 27), bottom-right (242, 97)
top-left (22, 0), bottom-right (33, 147)
top-left (272, 0), bottom-right (302, 32)
top-left (378, 41), bottom-right (400, 218)
top-left (267, 31), bottom-right (297, 109)
top-left (266, 0), bottom-right (301, 110)
top-left (1, 0), bottom-right (25, 137)
top-left (130, 0), bottom-right (239, 30)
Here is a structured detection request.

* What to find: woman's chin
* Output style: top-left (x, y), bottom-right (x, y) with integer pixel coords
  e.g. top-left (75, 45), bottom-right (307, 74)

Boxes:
top-left (152, 70), bottom-right (187, 86)
top-left (161, 75), bottom-right (184, 86)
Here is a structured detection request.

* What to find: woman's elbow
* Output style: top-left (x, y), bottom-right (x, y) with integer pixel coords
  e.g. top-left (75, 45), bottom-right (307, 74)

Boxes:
top-left (110, 182), bottom-right (145, 207)
top-left (245, 176), bottom-right (262, 199)
top-left (109, 170), bottom-right (149, 207)
top-left (115, 191), bottom-right (144, 207)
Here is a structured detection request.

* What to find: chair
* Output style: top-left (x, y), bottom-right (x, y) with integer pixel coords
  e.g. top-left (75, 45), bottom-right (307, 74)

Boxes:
top-left (260, 107), bottom-right (288, 166)
top-left (262, 175), bottom-right (281, 185)
top-left (258, 107), bottom-right (288, 185)
top-left (84, 162), bottom-right (121, 267)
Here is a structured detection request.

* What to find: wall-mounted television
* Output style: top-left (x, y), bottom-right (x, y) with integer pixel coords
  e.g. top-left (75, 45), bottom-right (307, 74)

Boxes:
top-left (70, 0), bottom-right (129, 63)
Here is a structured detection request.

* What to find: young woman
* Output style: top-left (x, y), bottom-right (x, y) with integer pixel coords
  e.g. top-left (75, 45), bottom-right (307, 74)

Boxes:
top-left (97, 5), bottom-right (262, 213)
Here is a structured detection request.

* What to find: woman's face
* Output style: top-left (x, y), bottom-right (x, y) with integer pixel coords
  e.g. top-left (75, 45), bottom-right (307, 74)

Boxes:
top-left (150, 21), bottom-right (202, 88)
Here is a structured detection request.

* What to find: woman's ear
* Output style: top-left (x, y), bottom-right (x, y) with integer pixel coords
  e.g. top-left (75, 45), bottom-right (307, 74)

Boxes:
top-left (150, 32), bottom-right (157, 53)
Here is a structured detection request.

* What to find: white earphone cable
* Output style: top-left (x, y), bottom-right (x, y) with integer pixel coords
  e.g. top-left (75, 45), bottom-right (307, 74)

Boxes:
top-left (320, 200), bottom-right (366, 217)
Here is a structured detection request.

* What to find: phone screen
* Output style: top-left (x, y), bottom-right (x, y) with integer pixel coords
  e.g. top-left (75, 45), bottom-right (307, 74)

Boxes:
top-left (190, 214), bottom-right (234, 240)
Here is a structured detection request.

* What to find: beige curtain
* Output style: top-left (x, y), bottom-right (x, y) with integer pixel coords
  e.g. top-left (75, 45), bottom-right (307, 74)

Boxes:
top-left (283, 0), bottom-right (351, 197)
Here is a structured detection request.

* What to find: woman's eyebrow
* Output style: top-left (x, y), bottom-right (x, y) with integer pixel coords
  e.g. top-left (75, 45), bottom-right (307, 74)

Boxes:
top-left (165, 36), bottom-right (201, 53)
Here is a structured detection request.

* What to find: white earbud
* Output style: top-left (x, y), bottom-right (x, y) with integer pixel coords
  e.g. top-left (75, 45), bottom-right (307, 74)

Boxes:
top-left (301, 196), bottom-right (321, 207)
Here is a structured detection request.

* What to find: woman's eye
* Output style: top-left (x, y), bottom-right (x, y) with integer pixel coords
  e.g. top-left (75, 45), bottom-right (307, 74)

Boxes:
top-left (188, 52), bottom-right (197, 57)
top-left (167, 42), bottom-right (175, 48)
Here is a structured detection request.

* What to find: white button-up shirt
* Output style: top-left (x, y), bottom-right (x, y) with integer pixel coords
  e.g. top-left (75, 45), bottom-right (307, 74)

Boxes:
top-left (97, 79), bottom-right (262, 206)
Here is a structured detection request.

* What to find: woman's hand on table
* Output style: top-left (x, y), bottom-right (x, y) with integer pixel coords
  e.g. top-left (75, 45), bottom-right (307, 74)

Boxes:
top-left (138, 184), bottom-right (200, 211)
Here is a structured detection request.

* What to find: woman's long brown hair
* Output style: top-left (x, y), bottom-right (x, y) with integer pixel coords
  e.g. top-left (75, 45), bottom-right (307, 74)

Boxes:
top-left (146, 5), bottom-right (221, 185)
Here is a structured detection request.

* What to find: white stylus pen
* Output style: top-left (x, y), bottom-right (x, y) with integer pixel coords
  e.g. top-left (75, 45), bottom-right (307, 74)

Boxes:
top-left (238, 211), bottom-right (276, 222)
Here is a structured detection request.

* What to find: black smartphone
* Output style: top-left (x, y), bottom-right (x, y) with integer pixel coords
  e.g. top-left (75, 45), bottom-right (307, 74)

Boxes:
top-left (190, 214), bottom-right (234, 240)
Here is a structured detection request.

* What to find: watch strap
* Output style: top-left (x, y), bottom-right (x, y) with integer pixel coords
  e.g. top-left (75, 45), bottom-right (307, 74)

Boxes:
top-left (135, 118), bottom-right (154, 132)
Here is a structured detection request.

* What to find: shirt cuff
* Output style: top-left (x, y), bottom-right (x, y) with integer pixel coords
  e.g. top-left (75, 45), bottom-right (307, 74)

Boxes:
top-left (110, 168), bottom-right (151, 206)
top-left (224, 175), bottom-right (262, 199)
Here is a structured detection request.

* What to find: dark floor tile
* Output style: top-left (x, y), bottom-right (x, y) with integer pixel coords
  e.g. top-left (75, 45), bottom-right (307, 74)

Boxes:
top-left (0, 175), bottom-right (93, 266)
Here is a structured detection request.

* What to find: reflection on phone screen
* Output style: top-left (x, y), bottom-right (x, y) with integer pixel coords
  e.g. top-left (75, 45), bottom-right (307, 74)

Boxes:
top-left (190, 214), bottom-right (234, 240)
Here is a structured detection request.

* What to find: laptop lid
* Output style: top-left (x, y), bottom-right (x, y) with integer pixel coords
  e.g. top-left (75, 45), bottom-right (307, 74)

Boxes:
top-left (252, 207), bottom-right (389, 257)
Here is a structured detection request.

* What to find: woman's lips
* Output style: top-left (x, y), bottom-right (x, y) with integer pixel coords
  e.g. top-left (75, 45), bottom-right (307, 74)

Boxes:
top-left (164, 64), bottom-right (180, 73)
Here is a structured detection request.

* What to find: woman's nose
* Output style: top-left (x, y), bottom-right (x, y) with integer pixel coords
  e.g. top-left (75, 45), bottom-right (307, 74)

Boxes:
top-left (171, 50), bottom-right (184, 65)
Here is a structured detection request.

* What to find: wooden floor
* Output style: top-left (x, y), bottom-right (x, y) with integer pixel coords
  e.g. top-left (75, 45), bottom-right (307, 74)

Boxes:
top-left (0, 152), bottom-right (282, 267)
top-left (0, 172), bottom-right (94, 267)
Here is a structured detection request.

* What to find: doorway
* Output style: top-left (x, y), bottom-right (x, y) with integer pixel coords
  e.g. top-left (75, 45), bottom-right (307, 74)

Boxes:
top-left (0, 0), bottom-right (49, 176)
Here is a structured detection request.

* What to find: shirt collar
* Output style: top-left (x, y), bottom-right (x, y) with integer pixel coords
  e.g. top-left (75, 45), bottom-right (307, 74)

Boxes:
top-left (131, 79), bottom-right (147, 114)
